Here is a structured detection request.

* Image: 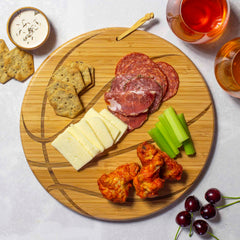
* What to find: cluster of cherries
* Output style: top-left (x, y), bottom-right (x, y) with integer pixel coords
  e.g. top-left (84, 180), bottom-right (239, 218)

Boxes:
top-left (174, 188), bottom-right (240, 240)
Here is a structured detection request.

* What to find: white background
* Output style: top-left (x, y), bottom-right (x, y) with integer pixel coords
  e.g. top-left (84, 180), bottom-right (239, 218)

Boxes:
top-left (1, 0), bottom-right (240, 239)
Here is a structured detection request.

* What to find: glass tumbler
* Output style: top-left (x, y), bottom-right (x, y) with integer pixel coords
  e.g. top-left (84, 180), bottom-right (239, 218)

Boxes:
top-left (215, 38), bottom-right (240, 98)
top-left (166, 0), bottom-right (230, 44)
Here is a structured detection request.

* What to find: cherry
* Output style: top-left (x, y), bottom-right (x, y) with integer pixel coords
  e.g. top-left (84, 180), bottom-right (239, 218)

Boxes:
top-left (200, 203), bottom-right (216, 219)
top-left (184, 195), bottom-right (200, 212)
top-left (174, 211), bottom-right (192, 240)
top-left (193, 220), bottom-right (219, 240)
top-left (193, 219), bottom-right (208, 235)
top-left (205, 188), bottom-right (240, 204)
top-left (205, 188), bottom-right (221, 204)
top-left (175, 211), bottom-right (191, 227)
top-left (205, 188), bottom-right (240, 210)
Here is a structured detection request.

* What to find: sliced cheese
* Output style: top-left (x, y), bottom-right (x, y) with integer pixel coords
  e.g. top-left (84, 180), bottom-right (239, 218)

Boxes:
top-left (51, 130), bottom-right (92, 170)
top-left (85, 116), bottom-right (114, 149)
top-left (67, 124), bottom-right (100, 158)
top-left (74, 119), bottom-right (104, 152)
top-left (84, 107), bottom-right (120, 142)
top-left (100, 109), bottom-right (128, 142)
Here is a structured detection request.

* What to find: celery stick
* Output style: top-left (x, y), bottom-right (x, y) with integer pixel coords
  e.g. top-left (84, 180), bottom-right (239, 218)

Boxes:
top-left (158, 114), bottom-right (182, 148)
top-left (177, 113), bottom-right (196, 155)
top-left (148, 127), bottom-right (176, 158)
top-left (155, 121), bottom-right (179, 156)
top-left (164, 107), bottom-right (189, 143)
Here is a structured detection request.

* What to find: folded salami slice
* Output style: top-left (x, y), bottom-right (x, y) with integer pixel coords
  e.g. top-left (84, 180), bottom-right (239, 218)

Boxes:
top-left (156, 62), bottom-right (179, 101)
top-left (111, 111), bottom-right (148, 132)
top-left (124, 75), bottom-right (163, 113)
top-left (104, 90), bottom-right (155, 116)
top-left (115, 52), bottom-right (168, 97)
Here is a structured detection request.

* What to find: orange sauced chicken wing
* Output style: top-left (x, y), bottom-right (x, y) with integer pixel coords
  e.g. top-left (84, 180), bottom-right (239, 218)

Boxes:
top-left (160, 155), bottom-right (183, 181)
top-left (134, 142), bottom-right (183, 199)
top-left (133, 158), bottom-right (165, 199)
top-left (137, 141), bottom-right (159, 166)
top-left (97, 163), bottom-right (140, 203)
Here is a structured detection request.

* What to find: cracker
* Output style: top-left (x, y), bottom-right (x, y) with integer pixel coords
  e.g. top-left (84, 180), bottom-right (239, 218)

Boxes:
top-left (52, 64), bottom-right (85, 94)
top-left (0, 39), bottom-right (12, 84)
top-left (48, 86), bottom-right (83, 118)
top-left (46, 79), bottom-right (75, 98)
top-left (3, 47), bottom-right (34, 82)
top-left (73, 61), bottom-right (92, 87)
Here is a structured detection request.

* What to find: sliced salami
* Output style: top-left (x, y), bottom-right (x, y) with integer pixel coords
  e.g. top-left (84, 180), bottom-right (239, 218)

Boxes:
top-left (104, 90), bottom-right (155, 116)
top-left (124, 75), bottom-right (163, 113)
top-left (111, 111), bottom-right (149, 131)
top-left (115, 52), bottom-right (153, 75)
top-left (156, 62), bottom-right (179, 101)
top-left (110, 74), bottom-right (135, 92)
top-left (104, 53), bottom-right (180, 131)
top-left (115, 52), bottom-right (168, 97)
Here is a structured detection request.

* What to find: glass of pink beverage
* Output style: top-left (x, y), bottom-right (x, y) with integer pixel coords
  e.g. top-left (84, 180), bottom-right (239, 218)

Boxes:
top-left (166, 0), bottom-right (230, 44)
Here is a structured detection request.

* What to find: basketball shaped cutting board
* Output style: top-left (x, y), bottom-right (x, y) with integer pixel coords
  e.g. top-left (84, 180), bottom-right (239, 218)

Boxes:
top-left (20, 28), bottom-right (215, 221)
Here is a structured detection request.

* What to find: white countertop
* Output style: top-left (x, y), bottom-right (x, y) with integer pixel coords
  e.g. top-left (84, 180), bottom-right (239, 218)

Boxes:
top-left (1, 0), bottom-right (240, 239)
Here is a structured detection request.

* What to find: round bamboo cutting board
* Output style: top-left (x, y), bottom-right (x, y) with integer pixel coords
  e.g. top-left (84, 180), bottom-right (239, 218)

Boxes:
top-left (20, 27), bottom-right (215, 221)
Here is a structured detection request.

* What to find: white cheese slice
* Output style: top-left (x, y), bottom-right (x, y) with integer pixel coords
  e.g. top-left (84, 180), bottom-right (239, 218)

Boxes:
top-left (67, 124), bottom-right (100, 158)
top-left (85, 116), bottom-right (114, 149)
top-left (51, 130), bottom-right (92, 171)
top-left (84, 107), bottom-right (120, 142)
top-left (74, 119), bottom-right (104, 152)
top-left (100, 109), bottom-right (128, 142)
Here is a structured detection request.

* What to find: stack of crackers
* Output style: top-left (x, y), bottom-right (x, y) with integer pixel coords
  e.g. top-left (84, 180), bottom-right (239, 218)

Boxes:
top-left (47, 61), bottom-right (95, 118)
top-left (0, 39), bottom-right (34, 83)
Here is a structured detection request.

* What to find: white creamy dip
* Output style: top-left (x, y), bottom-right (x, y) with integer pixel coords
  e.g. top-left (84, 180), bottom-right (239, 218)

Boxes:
top-left (9, 8), bottom-right (49, 49)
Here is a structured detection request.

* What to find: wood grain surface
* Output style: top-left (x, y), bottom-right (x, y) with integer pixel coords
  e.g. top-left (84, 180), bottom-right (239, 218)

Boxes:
top-left (20, 27), bottom-right (215, 221)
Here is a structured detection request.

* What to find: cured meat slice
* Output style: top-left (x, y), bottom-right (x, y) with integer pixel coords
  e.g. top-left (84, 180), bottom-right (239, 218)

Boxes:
top-left (115, 52), bottom-right (153, 75)
top-left (124, 75), bottom-right (163, 113)
top-left (104, 90), bottom-right (155, 116)
top-left (115, 52), bottom-right (168, 97)
top-left (156, 62), bottom-right (179, 101)
top-left (111, 112), bottom-right (149, 131)
top-left (110, 74), bottom-right (135, 92)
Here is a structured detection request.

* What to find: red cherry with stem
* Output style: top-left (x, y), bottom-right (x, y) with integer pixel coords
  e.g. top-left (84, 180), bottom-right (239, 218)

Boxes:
top-left (185, 195), bottom-right (200, 212)
top-left (205, 188), bottom-right (240, 204)
top-left (200, 203), bottom-right (216, 219)
top-left (205, 188), bottom-right (221, 204)
top-left (205, 188), bottom-right (240, 210)
top-left (193, 220), bottom-right (219, 240)
top-left (174, 211), bottom-right (192, 240)
top-left (176, 211), bottom-right (191, 227)
top-left (193, 219), bottom-right (209, 235)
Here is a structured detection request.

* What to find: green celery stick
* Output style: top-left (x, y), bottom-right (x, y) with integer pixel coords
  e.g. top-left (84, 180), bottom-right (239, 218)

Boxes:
top-left (164, 107), bottom-right (189, 143)
top-left (177, 113), bottom-right (196, 155)
top-left (155, 121), bottom-right (180, 156)
top-left (158, 114), bottom-right (182, 148)
top-left (148, 127), bottom-right (176, 158)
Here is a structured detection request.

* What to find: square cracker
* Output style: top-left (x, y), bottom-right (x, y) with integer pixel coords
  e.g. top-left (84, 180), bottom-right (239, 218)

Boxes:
top-left (52, 64), bottom-right (85, 94)
top-left (0, 39), bottom-right (12, 84)
top-left (48, 85), bottom-right (83, 118)
top-left (3, 47), bottom-right (34, 82)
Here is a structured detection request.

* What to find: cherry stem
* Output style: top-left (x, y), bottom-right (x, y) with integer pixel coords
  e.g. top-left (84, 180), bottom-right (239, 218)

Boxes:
top-left (189, 213), bottom-right (193, 237)
top-left (216, 200), bottom-right (240, 210)
top-left (208, 231), bottom-right (220, 240)
top-left (174, 226), bottom-right (181, 240)
top-left (223, 196), bottom-right (240, 200)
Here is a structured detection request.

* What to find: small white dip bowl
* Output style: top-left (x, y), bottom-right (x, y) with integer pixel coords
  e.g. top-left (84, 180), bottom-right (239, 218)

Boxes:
top-left (7, 7), bottom-right (50, 50)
